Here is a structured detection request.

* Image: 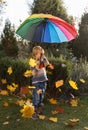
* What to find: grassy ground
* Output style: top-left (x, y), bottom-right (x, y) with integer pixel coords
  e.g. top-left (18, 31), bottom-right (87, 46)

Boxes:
top-left (0, 95), bottom-right (88, 130)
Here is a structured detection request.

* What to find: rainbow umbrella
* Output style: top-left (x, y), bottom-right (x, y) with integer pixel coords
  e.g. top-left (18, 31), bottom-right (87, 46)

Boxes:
top-left (16, 14), bottom-right (77, 43)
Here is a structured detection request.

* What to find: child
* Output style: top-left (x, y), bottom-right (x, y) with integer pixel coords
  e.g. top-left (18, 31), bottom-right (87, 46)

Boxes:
top-left (30, 46), bottom-right (49, 119)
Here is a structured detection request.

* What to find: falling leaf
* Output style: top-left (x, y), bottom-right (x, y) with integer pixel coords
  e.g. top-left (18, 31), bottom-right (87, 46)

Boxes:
top-left (7, 85), bottom-right (16, 92)
top-left (55, 80), bottom-right (64, 88)
top-left (3, 102), bottom-right (9, 107)
top-left (49, 98), bottom-right (58, 105)
top-left (84, 127), bottom-right (88, 130)
top-left (12, 83), bottom-right (18, 88)
top-left (48, 63), bottom-right (54, 69)
top-left (3, 121), bottom-right (9, 125)
top-left (28, 86), bottom-right (36, 89)
top-left (1, 79), bottom-right (7, 84)
top-left (0, 90), bottom-right (8, 95)
top-left (7, 67), bottom-right (13, 75)
top-left (26, 99), bottom-right (32, 106)
top-left (70, 99), bottom-right (78, 107)
top-left (49, 117), bottom-right (58, 123)
top-left (37, 89), bottom-right (42, 94)
top-left (29, 58), bottom-right (36, 67)
top-left (39, 115), bottom-right (46, 120)
top-left (20, 86), bottom-right (29, 95)
top-left (20, 104), bottom-right (34, 118)
top-left (80, 79), bottom-right (86, 83)
top-left (24, 70), bottom-right (32, 77)
top-left (69, 80), bottom-right (78, 90)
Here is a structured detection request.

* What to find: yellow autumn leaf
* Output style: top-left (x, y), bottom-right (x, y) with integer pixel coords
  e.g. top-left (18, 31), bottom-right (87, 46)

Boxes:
top-left (52, 110), bottom-right (58, 115)
top-left (12, 83), bottom-right (18, 88)
top-left (3, 102), bottom-right (9, 107)
top-left (70, 99), bottom-right (78, 107)
top-left (39, 115), bottom-right (46, 120)
top-left (28, 86), bottom-right (36, 89)
top-left (3, 121), bottom-right (9, 125)
top-left (1, 79), bottom-right (7, 84)
top-left (37, 89), bottom-right (42, 94)
top-left (55, 80), bottom-right (64, 88)
top-left (7, 67), bottom-right (13, 75)
top-left (80, 79), bottom-right (86, 83)
top-left (0, 90), bottom-right (8, 95)
top-left (69, 80), bottom-right (78, 90)
top-left (49, 98), bottom-right (58, 105)
top-left (29, 58), bottom-right (36, 67)
top-left (24, 70), bottom-right (32, 77)
top-left (20, 104), bottom-right (34, 118)
top-left (7, 85), bottom-right (16, 92)
top-left (49, 117), bottom-right (58, 123)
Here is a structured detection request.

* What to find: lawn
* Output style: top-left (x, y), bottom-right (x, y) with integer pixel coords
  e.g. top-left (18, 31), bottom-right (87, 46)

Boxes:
top-left (0, 95), bottom-right (88, 130)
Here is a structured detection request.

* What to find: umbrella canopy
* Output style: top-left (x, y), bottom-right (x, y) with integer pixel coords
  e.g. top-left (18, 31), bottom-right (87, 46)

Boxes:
top-left (16, 14), bottom-right (77, 43)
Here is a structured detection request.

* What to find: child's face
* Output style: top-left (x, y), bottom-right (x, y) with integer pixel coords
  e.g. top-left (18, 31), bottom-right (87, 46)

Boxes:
top-left (35, 50), bottom-right (41, 60)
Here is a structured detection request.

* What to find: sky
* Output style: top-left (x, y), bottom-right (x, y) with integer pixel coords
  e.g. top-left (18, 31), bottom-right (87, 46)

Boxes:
top-left (0, 0), bottom-right (88, 29)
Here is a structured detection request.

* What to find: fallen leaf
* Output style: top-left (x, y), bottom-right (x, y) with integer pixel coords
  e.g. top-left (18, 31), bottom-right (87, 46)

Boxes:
top-left (69, 118), bottom-right (79, 123)
top-left (84, 127), bottom-right (88, 130)
top-left (55, 80), bottom-right (64, 88)
top-left (70, 99), bottom-right (78, 107)
top-left (65, 118), bottom-right (79, 127)
top-left (49, 98), bottom-right (58, 105)
top-left (3, 102), bottom-right (9, 107)
top-left (0, 90), bottom-right (8, 95)
top-left (56, 106), bottom-right (64, 113)
top-left (3, 121), bottom-right (9, 125)
top-left (38, 115), bottom-right (45, 120)
top-left (52, 110), bottom-right (58, 115)
top-left (49, 117), bottom-right (58, 123)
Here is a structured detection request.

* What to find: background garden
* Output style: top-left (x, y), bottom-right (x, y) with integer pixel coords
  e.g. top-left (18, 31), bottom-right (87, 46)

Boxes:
top-left (0, 0), bottom-right (88, 130)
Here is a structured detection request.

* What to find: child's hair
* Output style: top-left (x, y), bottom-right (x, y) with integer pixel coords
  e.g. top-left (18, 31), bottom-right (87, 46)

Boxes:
top-left (32, 46), bottom-right (42, 57)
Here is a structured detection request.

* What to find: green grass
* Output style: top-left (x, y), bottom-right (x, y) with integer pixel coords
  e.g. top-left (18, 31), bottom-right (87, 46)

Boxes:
top-left (0, 95), bottom-right (88, 130)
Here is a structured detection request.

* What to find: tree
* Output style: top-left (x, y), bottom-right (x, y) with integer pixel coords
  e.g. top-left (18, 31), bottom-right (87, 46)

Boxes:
top-left (1, 19), bottom-right (19, 57)
top-left (69, 12), bottom-right (88, 59)
top-left (30, 0), bottom-right (73, 23)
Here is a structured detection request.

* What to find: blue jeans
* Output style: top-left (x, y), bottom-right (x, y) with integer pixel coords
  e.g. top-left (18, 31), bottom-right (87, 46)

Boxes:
top-left (32, 82), bottom-right (46, 108)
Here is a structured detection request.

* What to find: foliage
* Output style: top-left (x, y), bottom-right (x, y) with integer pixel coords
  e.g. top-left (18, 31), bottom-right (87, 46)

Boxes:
top-left (1, 20), bottom-right (19, 57)
top-left (69, 12), bottom-right (88, 59)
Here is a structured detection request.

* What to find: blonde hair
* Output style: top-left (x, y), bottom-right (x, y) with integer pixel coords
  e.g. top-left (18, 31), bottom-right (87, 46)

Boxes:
top-left (32, 46), bottom-right (42, 57)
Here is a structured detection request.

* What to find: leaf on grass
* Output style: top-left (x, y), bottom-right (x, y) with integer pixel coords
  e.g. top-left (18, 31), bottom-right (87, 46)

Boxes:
top-left (56, 106), bottom-right (64, 113)
top-left (29, 58), bottom-right (36, 67)
top-left (1, 79), bottom-right (7, 84)
top-left (84, 127), bottom-right (88, 130)
top-left (24, 70), bottom-right (32, 77)
top-left (69, 80), bottom-right (78, 90)
top-left (52, 110), bottom-right (58, 115)
top-left (49, 117), bottom-right (58, 123)
top-left (70, 99), bottom-right (78, 107)
top-left (80, 79), bottom-right (86, 83)
top-left (55, 80), bottom-right (64, 88)
top-left (37, 89), bottom-right (42, 94)
top-left (7, 67), bottom-right (13, 75)
top-left (39, 115), bottom-right (46, 120)
top-left (49, 98), bottom-right (58, 105)
top-left (3, 102), bottom-right (9, 107)
top-left (0, 90), bottom-right (8, 95)
top-left (65, 118), bottom-right (79, 127)
top-left (3, 121), bottom-right (9, 125)
top-left (69, 118), bottom-right (79, 123)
